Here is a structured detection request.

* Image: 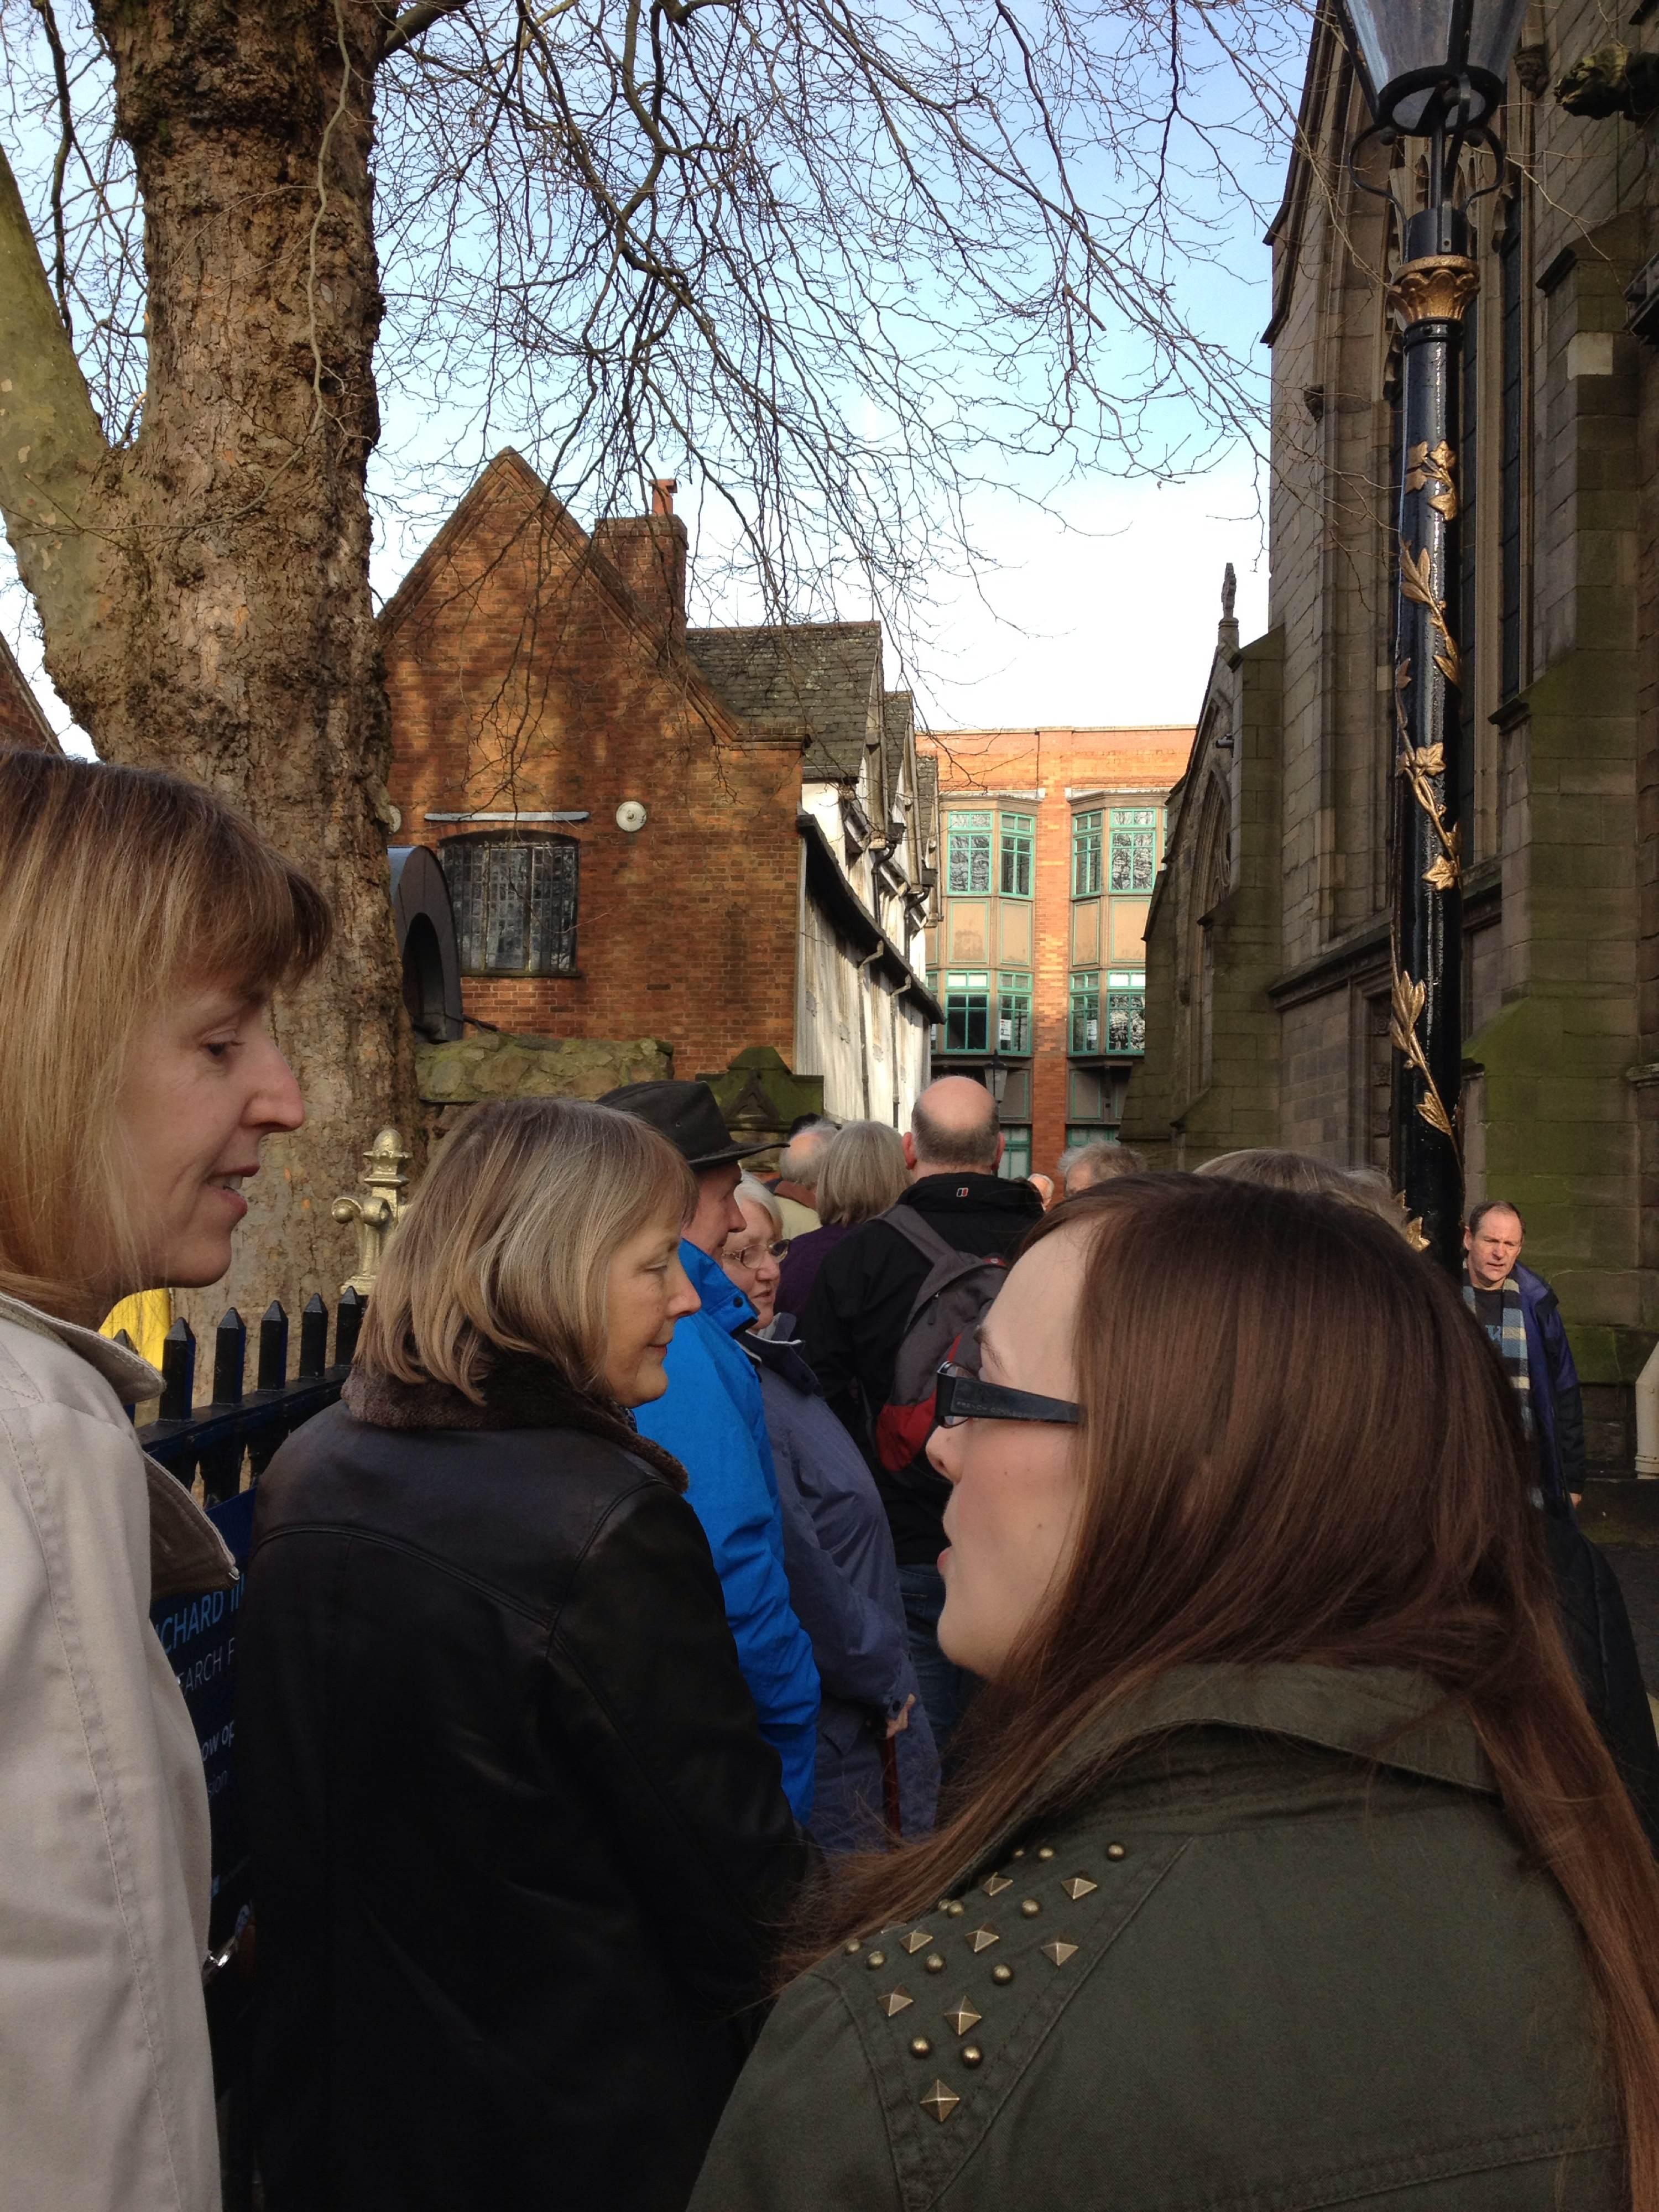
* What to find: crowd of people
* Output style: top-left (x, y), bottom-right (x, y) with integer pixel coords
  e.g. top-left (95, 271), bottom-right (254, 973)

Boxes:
top-left (4, 749), bottom-right (1659, 2212)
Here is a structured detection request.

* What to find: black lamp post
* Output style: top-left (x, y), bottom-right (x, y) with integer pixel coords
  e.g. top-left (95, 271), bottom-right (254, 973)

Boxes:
top-left (1348, 0), bottom-right (1528, 1271)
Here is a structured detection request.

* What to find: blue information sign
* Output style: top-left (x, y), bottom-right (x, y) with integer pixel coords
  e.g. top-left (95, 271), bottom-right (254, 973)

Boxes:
top-left (150, 1485), bottom-right (257, 1955)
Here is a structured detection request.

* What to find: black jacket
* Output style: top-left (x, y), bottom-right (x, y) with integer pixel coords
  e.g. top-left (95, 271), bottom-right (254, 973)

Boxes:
top-left (237, 1366), bottom-right (808, 2212)
top-left (800, 1172), bottom-right (1045, 1562)
top-left (1544, 1511), bottom-right (1659, 1850)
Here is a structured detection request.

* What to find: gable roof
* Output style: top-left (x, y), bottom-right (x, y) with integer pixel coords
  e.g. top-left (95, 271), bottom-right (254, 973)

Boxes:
top-left (686, 622), bottom-right (881, 779)
top-left (0, 635), bottom-right (61, 753)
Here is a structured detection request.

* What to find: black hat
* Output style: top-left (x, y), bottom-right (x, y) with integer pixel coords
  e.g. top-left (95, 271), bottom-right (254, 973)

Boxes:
top-left (599, 1079), bottom-right (769, 1170)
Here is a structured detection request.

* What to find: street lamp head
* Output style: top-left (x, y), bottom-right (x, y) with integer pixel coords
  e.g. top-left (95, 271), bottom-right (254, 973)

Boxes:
top-left (1348, 0), bottom-right (1530, 132)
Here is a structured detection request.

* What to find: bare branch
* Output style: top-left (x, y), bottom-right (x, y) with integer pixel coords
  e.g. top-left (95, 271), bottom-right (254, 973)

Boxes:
top-left (381, 0), bottom-right (476, 62)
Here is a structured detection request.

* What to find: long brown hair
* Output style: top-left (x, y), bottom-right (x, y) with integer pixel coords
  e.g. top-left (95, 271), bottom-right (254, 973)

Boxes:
top-left (802, 1176), bottom-right (1659, 2204)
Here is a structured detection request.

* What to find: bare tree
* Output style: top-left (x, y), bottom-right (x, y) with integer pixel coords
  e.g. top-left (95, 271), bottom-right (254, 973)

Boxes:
top-left (0, 0), bottom-right (1301, 1307)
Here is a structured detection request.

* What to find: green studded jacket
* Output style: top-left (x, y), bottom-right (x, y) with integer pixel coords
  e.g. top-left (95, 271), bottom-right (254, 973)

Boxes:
top-left (690, 1665), bottom-right (1624, 2212)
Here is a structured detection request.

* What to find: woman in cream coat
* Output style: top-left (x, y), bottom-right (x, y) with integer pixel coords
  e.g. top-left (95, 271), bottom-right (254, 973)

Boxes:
top-left (0, 749), bottom-right (326, 2211)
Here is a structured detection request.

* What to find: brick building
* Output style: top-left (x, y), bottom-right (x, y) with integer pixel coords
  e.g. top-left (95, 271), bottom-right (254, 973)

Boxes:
top-left (0, 634), bottom-right (58, 752)
top-left (919, 727), bottom-right (1191, 1176)
top-left (382, 451), bottom-right (941, 1123)
top-left (1126, 0), bottom-right (1659, 1468)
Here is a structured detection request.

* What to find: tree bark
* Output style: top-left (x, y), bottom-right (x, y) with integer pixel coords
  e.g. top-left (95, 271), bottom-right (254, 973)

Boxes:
top-left (0, 0), bottom-right (416, 1326)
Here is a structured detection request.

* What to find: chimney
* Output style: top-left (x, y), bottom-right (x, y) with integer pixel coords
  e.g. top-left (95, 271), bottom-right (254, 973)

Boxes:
top-left (592, 485), bottom-right (687, 646)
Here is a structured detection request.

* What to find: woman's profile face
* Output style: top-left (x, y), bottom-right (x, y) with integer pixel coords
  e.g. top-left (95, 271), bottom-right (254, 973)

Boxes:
top-left (602, 1214), bottom-right (699, 1406)
top-left (720, 1196), bottom-right (783, 1326)
top-left (111, 985), bottom-right (304, 1301)
top-left (928, 1226), bottom-right (1088, 1682)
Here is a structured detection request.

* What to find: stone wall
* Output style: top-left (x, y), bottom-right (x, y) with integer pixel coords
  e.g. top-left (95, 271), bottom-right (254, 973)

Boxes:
top-left (415, 1031), bottom-right (673, 1143)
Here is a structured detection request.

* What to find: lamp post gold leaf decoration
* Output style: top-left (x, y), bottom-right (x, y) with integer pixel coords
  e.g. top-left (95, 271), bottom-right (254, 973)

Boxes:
top-left (1345, 1), bottom-right (1530, 1272)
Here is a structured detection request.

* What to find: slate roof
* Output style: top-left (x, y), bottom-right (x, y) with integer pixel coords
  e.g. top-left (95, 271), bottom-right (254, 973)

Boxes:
top-left (914, 752), bottom-right (939, 889)
top-left (685, 622), bottom-right (881, 780)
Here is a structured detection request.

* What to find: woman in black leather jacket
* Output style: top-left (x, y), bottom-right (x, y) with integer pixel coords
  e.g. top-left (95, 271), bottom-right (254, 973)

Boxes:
top-left (238, 1099), bottom-right (809, 2212)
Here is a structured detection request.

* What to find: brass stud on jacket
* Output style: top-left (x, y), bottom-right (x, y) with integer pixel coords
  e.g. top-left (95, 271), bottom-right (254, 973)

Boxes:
top-left (925, 1953), bottom-right (946, 1974)
top-left (1041, 1939), bottom-right (1078, 1967)
top-left (992, 1963), bottom-right (1014, 1985)
top-left (984, 1873), bottom-right (1013, 1897)
top-left (901, 1931), bottom-right (932, 1954)
top-left (1107, 1843), bottom-right (1128, 1860)
top-left (1037, 1845), bottom-right (1055, 1860)
top-left (921, 2081), bottom-right (961, 2124)
top-left (865, 1950), bottom-right (886, 1969)
top-left (967, 1926), bottom-right (1000, 1952)
top-left (944, 1999), bottom-right (982, 2037)
top-left (1020, 1900), bottom-right (1041, 1917)
top-left (910, 2036), bottom-right (933, 2059)
top-left (878, 1989), bottom-right (914, 2017)
top-left (961, 2044), bottom-right (984, 2068)
top-left (1062, 1876), bottom-right (1098, 1901)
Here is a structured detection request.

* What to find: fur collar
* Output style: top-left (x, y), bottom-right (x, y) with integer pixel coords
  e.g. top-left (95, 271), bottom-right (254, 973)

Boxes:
top-left (343, 1351), bottom-right (690, 1494)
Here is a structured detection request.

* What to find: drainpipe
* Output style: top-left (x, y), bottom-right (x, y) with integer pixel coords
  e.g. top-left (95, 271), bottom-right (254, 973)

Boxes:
top-left (856, 948), bottom-right (885, 1118)
top-left (1636, 1340), bottom-right (1659, 1477)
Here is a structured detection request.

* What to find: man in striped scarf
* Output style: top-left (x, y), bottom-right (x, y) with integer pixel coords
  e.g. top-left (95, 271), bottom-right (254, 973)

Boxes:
top-left (1463, 1200), bottom-right (1586, 1512)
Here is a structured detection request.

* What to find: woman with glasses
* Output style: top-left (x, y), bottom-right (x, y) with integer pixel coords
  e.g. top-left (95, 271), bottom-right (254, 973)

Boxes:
top-left (722, 1181), bottom-right (939, 1851)
top-left (693, 1178), bottom-right (1659, 2212)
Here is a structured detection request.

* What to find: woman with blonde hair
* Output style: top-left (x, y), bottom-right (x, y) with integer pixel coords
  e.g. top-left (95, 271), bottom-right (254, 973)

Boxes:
top-left (238, 1098), bottom-right (807, 2212)
top-left (0, 747), bottom-right (327, 2211)
top-left (695, 1178), bottom-right (1659, 2211)
top-left (777, 1118), bottom-right (909, 1316)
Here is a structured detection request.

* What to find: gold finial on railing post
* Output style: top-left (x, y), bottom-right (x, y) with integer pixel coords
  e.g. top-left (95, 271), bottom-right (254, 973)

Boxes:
top-left (331, 1128), bottom-right (410, 1297)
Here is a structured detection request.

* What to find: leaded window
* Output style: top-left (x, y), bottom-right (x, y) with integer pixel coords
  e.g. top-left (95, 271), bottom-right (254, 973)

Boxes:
top-left (1105, 969), bottom-right (1146, 1054)
top-left (1000, 813), bottom-right (1034, 898)
top-left (1108, 808), bottom-right (1158, 893)
top-left (440, 833), bottom-right (578, 975)
top-left (1069, 970), bottom-right (1099, 1055)
top-left (997, 972), bottom-right (1032, 1053)
top-left (946, 813), bottom-right (993, 894)
top-left (1072, 812), bottom-right (1102, 898)
top-left (943, 971), bottom-right (990, 1052)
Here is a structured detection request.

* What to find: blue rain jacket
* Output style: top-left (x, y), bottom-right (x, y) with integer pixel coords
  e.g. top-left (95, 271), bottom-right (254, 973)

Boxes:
top-left (635, 1241), bottom-right (820, 1820)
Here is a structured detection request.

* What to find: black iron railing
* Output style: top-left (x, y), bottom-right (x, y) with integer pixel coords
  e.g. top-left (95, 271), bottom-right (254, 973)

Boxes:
top-left (135, 1287), bottom-right (363, 1500)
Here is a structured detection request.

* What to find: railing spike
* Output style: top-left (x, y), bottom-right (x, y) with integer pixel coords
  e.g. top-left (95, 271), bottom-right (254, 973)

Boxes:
top-left (212, 1308), bottom-right (247, 1407)
top-left (335, 1285), bottom-right (365, 1369)
top-left (159, 1318), bottom-right (196, 1423)
top-left (257, 1300), bottom-right (289, 1392)
top-left (298, 1293), bottom-right (329, 1381)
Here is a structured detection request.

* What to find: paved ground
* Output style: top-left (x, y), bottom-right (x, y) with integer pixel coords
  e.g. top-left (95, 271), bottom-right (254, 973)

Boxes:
top-left (1603, 1545), bottom-right (1659, 1695)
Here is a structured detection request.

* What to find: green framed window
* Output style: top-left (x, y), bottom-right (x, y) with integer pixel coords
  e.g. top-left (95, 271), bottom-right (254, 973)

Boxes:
top-left (1069, 969), bottom-right (1099, 1055)
top-left (1108, 807), bottom-right (1159, 894)
top-left (942, 970), bottom-right (990, 1053)
top-left (946, 812), bottom-right (992, 895)
top-left (1105, 969), bottom-right (1146, 1055)
top-left (997, 972), bottom-right (1032, 1053)
top-left (999, 813), bottom-right (1034, 898)
top-left (1072, 811), bottom-right (1102, 898)
top-left (998, 1126), bottom-right (1033, 1181)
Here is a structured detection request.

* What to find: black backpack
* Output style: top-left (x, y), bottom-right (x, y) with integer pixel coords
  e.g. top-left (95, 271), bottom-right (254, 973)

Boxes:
top-left (868, 1206), bottom-right (1010, 1478)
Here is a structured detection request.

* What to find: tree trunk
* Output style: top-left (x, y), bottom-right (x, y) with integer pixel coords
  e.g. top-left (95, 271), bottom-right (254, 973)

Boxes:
top-left (0, 0), bottom-right (417, 1327)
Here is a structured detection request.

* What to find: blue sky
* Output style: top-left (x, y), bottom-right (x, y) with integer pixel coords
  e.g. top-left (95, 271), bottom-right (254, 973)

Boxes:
top-left (3, 0), bottom-right (1295, 750)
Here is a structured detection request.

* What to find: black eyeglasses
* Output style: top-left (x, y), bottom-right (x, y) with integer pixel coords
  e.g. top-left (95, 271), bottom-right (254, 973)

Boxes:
top-left (934, 1360), bottom-right (1081, 1429)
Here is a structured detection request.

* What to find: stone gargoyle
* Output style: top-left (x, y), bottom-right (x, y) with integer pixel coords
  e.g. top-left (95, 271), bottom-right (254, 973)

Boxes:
top-left (1557, 42), bottom-right (1659, 122)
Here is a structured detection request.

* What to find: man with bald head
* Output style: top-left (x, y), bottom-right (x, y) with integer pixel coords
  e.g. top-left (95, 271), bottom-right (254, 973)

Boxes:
top-left (801, 1076), bottom-right (1045, 1746)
